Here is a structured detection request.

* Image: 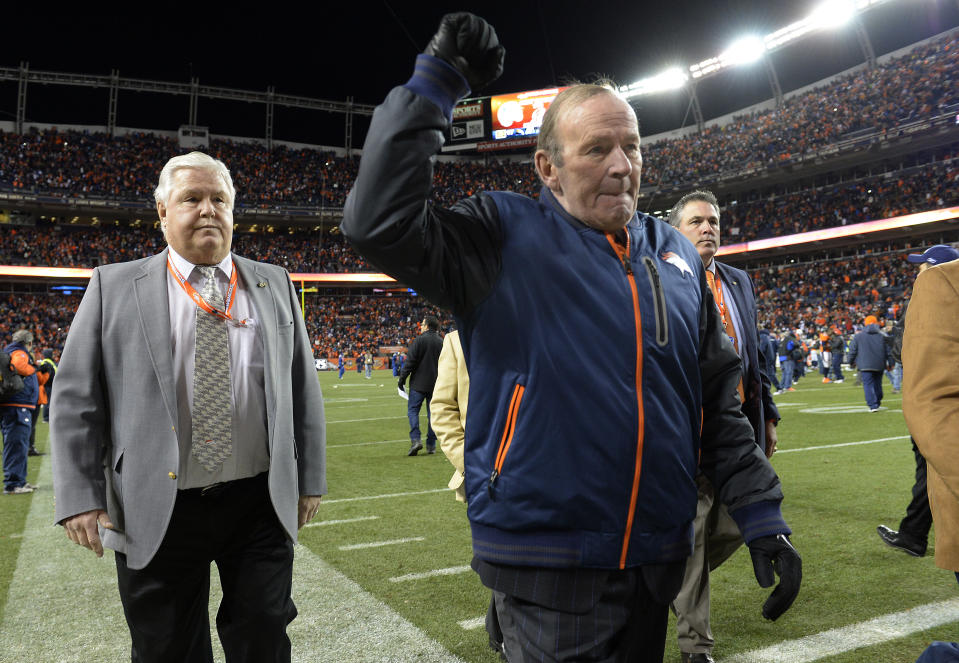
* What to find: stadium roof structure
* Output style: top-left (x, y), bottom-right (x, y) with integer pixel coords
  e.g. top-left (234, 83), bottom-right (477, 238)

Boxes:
top-left (1, 1), bottom-right (957, 147)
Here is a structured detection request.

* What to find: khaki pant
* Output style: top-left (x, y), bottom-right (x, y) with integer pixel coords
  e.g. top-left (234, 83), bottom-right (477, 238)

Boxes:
top-left (671, 472), bottom-right (745, 654)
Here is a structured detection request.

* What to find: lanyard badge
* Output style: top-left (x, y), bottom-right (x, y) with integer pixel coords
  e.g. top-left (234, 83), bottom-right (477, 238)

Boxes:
top-left (167, 257), bottom-right (249, 327)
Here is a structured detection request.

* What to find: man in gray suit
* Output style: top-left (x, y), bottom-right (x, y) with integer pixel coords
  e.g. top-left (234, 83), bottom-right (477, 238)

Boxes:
top-left (51, 152), bottom-right (326, 663)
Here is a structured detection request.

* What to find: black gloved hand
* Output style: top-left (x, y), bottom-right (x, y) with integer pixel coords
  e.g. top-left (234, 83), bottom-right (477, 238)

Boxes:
top-left (748, 533), bottom-right (802, 621)
top-left (424, 12), bottom-right (505, 92)
top-left (397, 379), bottom-right (405, 392)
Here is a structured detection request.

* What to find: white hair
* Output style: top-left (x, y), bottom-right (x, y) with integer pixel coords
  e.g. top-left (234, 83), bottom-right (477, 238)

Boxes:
top-left (153, 151), bottom-right (236, 208)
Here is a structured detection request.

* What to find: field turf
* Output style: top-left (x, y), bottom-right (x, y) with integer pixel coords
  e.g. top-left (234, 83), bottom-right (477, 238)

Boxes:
top-left (1, 367), bottom-right (956, 662)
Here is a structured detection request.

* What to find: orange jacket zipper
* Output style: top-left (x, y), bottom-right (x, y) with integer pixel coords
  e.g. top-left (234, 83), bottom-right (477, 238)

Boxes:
top-left (489, 383), bottom-right (525, 493)
top-left (606, 231), bottom-right (645, 569)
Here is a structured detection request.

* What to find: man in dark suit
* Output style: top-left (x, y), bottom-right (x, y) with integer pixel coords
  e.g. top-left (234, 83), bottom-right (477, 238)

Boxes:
top-left (51, 152), bottom-right (326, 663)
top-left (668, 189), bottom-right (780, 663)
top-left (398, 315), bottom-right (443, 456)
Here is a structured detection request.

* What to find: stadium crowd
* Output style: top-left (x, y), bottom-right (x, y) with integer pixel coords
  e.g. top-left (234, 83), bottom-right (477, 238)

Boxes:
top-left (0, 33), bottom-right (955, 239)
top-left (640, 32), bottom-right (958, 187)
top-left (0, 31), bottom-right (955, 374)
top-left (0, 148), bottom-right (955, 272)
top-left (0, 244), bottom-right (921, 364)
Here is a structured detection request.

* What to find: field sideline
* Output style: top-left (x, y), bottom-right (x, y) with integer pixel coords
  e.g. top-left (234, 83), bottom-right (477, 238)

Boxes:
top-left (1, 367), bottom-right (957, 662)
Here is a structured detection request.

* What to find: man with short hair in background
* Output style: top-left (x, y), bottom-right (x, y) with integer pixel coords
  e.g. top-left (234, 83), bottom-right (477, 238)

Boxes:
top-left (828, 326), bottom-right (845, 383)
top-left (39, 348), bottom-right (57, 423)
top-left (51, 151), bottom-right (326, 663)
top-left (342, 13), bottom-right (801, 660)
top-left (668, 190), bottom-right (780, 663)
top-left (398, 315), bottom-right (443, 456)
top-left (2, 329), bottom-right (39, 494)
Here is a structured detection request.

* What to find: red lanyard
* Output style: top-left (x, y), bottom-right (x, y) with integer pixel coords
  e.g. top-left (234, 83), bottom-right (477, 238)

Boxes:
top-left (167, 256), bottom-right (241, 323)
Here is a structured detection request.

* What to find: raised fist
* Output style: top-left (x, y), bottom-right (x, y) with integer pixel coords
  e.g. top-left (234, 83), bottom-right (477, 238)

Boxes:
top-left (425, 13), bottom-right (505, 92)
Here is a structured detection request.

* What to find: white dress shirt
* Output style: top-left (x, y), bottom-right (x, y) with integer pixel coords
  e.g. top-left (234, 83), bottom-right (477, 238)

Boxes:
top-left (707, 261), bottom-right (747, 368)
top-left (166, 247), bottom-right (269, 489)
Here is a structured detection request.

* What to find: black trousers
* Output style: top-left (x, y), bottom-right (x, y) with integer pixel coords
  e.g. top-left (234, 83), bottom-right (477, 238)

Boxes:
top-left (115, 473), bottom-right (296, 663)
top-left (476, 559), bottom-right (683, 663)
top-left (899, 437), bottom-right (933, 544)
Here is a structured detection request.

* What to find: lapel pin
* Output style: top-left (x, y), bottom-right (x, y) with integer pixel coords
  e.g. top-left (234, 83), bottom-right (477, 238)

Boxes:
top-left (257, 282), bottom-right (267, 288)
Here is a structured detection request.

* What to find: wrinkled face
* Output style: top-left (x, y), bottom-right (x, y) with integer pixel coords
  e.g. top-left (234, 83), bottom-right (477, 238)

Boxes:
top-left (536, 93), bottom-right (642, 232)
top-left (677, 200), bottom-right (720, 266)
top-left (157, 167), bottom-right (233, 265)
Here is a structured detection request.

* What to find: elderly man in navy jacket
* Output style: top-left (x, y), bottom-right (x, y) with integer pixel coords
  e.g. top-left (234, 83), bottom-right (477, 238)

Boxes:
top-left (341, 14), bottom-right (801, 661)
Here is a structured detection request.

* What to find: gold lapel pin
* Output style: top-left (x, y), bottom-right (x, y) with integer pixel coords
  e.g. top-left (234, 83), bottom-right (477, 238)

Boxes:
top-left (257, 282), bottom-right (267, 288)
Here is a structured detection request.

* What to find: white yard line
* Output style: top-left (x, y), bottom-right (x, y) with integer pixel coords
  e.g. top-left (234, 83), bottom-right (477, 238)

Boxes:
top-left (0, 456), bottom-right (464, 663)
top-left (328, 438), bottom-right (410, 448)
top-left (327, 415), bottom-right (409, 424)
top-left (390, 566), bottom-right (472, 583)
top-left (303, 515), bottom-right (380, 528)
top-left (719, 598), bottom-right (959, 663)
top-left (778, 435), bottom-right (909, 454)
top-left (457, 616), bottom-right (486, 630)
top-left (339, 537), bottom-right (425, 551)
top-left (324, 488), bottom-right (448, 504)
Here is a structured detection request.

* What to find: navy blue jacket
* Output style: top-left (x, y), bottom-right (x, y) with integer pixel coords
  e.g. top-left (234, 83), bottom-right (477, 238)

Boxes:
top-left (2, 341), bottom-right (39, 408)
top-left (848, 324), bottom-right (892, 371)
top-left (342, 54), bottom-right (788, 570)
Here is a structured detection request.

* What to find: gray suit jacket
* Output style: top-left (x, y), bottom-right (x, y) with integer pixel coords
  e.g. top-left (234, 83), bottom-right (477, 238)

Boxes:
top-left (51, 249), bottom-right (326, 570)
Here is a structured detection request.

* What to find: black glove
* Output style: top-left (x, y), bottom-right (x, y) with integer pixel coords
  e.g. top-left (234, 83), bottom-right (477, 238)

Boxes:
top-left (748, 533), bottom-right (802, 621)
top-left (424, 13), bottom-right (505, 92)
top-left (397, 380), bottom-right (405, 392)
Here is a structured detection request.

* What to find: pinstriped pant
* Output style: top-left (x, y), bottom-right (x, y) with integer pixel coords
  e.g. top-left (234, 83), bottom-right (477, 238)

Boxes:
top-left (492, 567), bottom-right (673, 662)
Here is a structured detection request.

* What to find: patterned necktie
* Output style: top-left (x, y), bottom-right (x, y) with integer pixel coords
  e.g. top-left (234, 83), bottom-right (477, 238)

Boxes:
top-left (706, 270), bottom-right (745, 403)
top-left (192, 265), bottom-right (233, 472)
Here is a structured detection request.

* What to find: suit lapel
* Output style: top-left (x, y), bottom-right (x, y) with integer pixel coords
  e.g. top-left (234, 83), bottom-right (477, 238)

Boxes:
top-left (234, 255), bottom-right (278, 440)
top-left (133, 250), bottom-right (179, 428)
top-left (717, 261), bottom-right (759, 388)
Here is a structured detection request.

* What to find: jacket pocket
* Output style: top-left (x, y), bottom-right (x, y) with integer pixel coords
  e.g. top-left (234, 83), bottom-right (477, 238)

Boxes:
top-left (643, 257), bottom-right (669, 346)
top-left (488, 382), bottom-right (526, 497)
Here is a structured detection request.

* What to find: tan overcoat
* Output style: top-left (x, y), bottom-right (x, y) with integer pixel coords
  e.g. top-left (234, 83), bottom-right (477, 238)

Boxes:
top-left (903, 259), bottom-right (959, 571)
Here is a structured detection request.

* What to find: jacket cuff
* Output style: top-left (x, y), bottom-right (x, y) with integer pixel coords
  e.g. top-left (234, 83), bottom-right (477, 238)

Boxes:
top-left (403, 54), bottom-right (471, 122)
top-left (729, 500), bottom-right (791, 544)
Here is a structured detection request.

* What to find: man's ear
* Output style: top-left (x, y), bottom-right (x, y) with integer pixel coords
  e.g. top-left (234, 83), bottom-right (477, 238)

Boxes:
top-left (156, 201), bottom-right (167, 235)
top-left (534, 149), bottom-right (561, 194)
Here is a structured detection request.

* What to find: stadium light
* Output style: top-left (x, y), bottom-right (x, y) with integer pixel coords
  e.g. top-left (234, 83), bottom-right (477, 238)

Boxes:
top-left (691, 36), bottom-right (766, 79)
top-left (632, 0), bottom-right (898, 87)
top-left (721, 36), bottom-right (766, 66)
top-left (810, 0), bottom-right (857, 29)
top-left (619, 68), bottom-right (688, 99)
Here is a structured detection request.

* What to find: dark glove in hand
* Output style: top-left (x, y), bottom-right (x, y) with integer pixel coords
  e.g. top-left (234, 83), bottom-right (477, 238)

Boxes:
top-left (425, 12), bottom-right (505, 92)
top-left (397, 380), bottom-right (405, 392)
top-left (748, 533), bottom-right (802, 621)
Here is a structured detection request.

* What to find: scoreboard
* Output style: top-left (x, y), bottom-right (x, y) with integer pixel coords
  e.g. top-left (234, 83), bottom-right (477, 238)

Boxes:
top-left (445, 87), bottom-right (568, 153)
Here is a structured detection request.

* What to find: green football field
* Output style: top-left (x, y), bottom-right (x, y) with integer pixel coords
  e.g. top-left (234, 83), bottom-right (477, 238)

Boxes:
top-left (2, 367), bottom-right (956, 662)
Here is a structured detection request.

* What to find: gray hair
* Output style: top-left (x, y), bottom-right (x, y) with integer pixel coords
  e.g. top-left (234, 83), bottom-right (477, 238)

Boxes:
top-left (536, 81), bottom-right (627, 170)
top-left (154, 151), bottom-right (236, 208)
top-left (11, 329), bottom-right (33, 345)
top-left (667, 190), bottom-right (719, 227)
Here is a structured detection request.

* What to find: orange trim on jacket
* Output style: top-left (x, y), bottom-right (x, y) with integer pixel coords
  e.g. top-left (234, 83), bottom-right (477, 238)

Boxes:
top-left (606, 232), bottom-right (646, 570)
